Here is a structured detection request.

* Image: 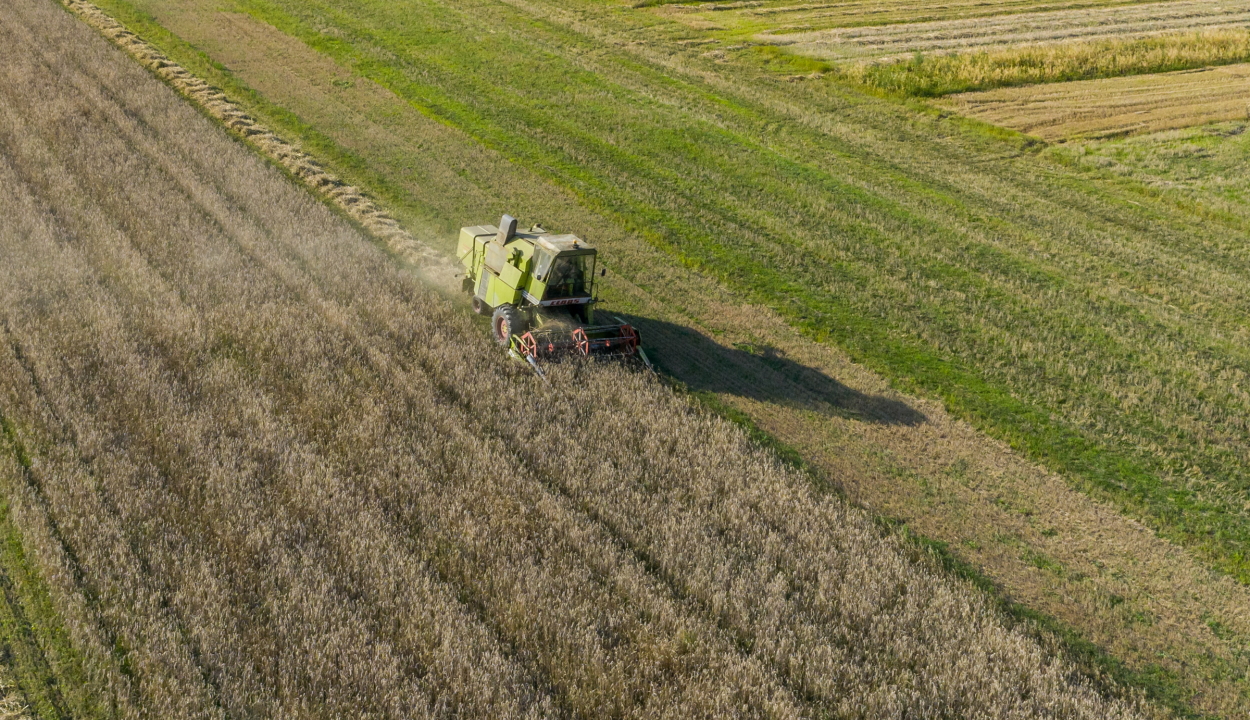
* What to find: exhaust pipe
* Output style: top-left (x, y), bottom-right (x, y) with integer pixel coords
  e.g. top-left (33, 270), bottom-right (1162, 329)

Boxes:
top-left (496, 214), bottom-right (518, 243)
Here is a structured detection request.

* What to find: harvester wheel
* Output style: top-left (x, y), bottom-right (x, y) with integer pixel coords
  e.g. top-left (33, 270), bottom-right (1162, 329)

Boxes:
top-left (491, 305), bottom-right (526, 347)
top-left (471, 296), bottom-right (490, 316)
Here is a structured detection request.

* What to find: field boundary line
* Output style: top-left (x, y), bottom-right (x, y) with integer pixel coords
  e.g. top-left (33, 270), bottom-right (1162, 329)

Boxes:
top-left (58, 0), bottom-right (446, 271)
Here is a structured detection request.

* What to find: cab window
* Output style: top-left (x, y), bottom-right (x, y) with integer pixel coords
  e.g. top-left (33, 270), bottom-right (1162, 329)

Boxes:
top-left (546, 254), bottom-right (593, 298)
top-left (533, 249), bottom-right (555, 281)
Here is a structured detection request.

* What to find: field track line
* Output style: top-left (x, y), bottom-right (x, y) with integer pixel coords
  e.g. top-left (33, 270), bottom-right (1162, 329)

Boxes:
top-left (58, 0), bottom-right (450, 276)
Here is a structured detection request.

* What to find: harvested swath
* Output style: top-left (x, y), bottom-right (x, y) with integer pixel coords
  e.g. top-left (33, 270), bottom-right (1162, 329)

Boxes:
top-left (0, 0), bottom-right (1149, 717)
top-left (58, 0), bottom-right (448, 276)
top-left (942, 63), bottom-right (1250, 139)
top-left (774, 0), bottom-right (1250, 62)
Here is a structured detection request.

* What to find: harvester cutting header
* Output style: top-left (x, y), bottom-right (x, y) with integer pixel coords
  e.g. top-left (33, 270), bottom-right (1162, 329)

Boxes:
top-left (458, 215), bottom-right (651, 375)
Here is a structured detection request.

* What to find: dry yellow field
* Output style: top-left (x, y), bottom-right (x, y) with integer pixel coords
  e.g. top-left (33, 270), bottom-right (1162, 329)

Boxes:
top-left (664, 0), bottom-right (1250, 126)
top-left (775, 0), bottom-right (1250, 62)
top-left (942, 62), bottom-right (1250, 139)
top-left (652, 0), bottom-right (1160, 37)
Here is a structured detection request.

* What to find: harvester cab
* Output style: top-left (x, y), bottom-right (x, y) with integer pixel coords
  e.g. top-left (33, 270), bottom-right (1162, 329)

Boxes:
top-left (457, 215), bottom-right (650, 374)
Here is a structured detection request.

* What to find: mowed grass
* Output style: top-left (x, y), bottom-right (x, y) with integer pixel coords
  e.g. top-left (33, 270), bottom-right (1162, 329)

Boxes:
top-left (0, 0), bottom-right (1154, 716)
top-left (1061, 121), bottom-right (1250, 205)
top-left (182, 0), bottom-right (1250, 593)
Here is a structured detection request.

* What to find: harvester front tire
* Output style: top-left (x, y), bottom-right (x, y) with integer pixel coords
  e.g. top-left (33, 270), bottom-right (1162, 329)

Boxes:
top-left (492, 305), bottom-right (526, 347)
top-left (471, 296), bottom-right (490, 316)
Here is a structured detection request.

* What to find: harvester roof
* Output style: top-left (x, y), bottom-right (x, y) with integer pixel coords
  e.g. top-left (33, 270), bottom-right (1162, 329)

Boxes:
top-left (467, 223), bottom-right (595, 256)
top-left (535, 233), bottom-right (594, 254)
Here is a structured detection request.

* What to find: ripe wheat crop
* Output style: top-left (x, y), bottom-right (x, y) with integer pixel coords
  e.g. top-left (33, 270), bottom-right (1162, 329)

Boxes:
top-left (0, 0), bottom-right (1151, 717)
top-left (650, 0), bottom-right (1154, 36)
top-left (776, 0), bottom-right (1250, 61)
top-left (840, 29), bottom-right (1250, 96)
top-left (761, 0), bottom-right (1250, 95)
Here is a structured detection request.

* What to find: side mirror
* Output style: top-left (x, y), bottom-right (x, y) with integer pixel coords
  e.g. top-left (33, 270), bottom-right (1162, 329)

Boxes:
top-left (600, 268), bottom-right (607, 277)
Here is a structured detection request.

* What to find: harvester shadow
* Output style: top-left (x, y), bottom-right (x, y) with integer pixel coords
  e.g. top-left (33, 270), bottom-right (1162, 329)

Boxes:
top-left (618, 315), bottom-right (925, 427)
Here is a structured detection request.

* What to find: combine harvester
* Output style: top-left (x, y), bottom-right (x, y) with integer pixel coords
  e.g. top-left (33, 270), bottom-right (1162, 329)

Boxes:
top-left (458, 215), bottom-right (653, 377)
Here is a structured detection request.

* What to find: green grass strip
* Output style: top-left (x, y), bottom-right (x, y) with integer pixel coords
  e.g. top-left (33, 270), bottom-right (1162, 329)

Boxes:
top-left (0, 419), bottom-right (113, 720)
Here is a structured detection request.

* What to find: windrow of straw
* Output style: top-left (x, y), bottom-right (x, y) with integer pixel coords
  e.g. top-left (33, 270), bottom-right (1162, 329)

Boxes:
top-left (58, 0), bottom-right (447, 273)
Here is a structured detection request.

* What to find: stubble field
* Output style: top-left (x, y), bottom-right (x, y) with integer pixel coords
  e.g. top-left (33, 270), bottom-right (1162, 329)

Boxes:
top-left (1060, 120), bottom-right (1250, 205)
top-left (0, 0), bottom-right (1159, 717)
top-left (943, 63), bottom-right (1250, 139)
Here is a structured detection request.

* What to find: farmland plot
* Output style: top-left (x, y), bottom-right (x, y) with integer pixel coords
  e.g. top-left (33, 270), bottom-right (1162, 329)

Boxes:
top-left (650, 0), bottom-right (1164, 37)
top-left (67, 0), bottom-right (1250, 712)
top-left (77, 1), bottom-right (1250, 713)
top-left (943, 63), bottom-right (1250, 139)
top-left (216, 0), bottom-right (1250, 597)
top-left (755, 0), bottom-right (1250, 98)
top-left (0, 0), bottom-right (1152, 717)
top-left (776, 0), bottom-right (1250, 63)
top-left (718, 0), bottom-right (1250, 112)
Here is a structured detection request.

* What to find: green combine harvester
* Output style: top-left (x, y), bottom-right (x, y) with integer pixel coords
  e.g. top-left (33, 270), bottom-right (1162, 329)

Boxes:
top-left (457, 215), bottom-right (652, 376)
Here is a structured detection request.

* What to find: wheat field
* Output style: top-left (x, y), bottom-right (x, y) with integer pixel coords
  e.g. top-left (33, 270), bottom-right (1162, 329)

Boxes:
top-left (78, 2), bottom-right (1250, 711)
top-left (0, 0), bottom-right (1155, 717)
top-left (768, 0), bottom-right (1250, 97)
top-left (840, 30), bottom-right (1250, 96)
top-left (776, 0), bottom-right (1250, 62)
top-left (651, 0), bottom-right (1157, 36)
